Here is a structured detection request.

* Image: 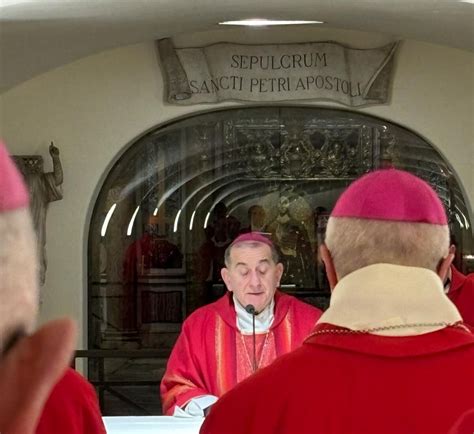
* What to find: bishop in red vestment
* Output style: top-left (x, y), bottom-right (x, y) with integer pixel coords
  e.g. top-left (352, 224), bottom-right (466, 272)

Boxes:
top-left (201, 169), bottom-right (474, 434)
top-left (161, 232), bottom-right (321, 416)
top-left (447, 265), bottom-right (474, 327)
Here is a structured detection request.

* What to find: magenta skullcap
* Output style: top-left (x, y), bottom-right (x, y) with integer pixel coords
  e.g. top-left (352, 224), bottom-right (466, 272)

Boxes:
top-left (331, 168), bottom-right (447, 225)
top-left (0, 141), bottom-right (29, 211)
top-left (231, 232), bottom-right (274, 248)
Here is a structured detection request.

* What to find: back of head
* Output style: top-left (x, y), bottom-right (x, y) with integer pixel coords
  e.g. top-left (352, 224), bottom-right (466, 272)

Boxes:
top-left (0, 142), bottom-right (38, 352)
top-left (326, 168), bottom-right (449, 278)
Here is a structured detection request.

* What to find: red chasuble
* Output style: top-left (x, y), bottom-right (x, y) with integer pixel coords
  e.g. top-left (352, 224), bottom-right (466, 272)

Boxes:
top-left (35, 368), bottom-right (106, 434)
top-left (201, 323), bottom-right (474, 434)
top-left (448, 265), bottom-right (474, 327)
top-left (160, 291), bottom-right (321, 415)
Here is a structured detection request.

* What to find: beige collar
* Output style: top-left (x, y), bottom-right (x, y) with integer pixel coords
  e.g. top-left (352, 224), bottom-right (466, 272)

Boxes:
top-left (318, 264), bottom-right (462, 336)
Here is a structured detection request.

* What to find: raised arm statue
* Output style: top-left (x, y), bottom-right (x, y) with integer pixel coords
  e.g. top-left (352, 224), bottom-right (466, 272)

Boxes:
top-left (14, 142), bottom-right (63, 286)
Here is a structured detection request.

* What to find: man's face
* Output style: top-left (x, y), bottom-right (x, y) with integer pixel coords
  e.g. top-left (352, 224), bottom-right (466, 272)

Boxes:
top-left (221, 242), bottom-right (283, 313)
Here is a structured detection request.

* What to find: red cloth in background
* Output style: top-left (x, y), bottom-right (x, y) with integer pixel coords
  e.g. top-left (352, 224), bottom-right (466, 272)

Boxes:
top-left (448, 265), bottom-right (474, 327)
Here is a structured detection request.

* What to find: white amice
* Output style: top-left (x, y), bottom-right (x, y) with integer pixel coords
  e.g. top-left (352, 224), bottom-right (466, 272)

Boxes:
top-left (234, 294), bottom-right (275, 333)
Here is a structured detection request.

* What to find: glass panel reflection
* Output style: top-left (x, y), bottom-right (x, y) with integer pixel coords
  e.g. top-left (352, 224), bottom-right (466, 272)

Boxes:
top-left (88, 107), bottom-right (473, 414)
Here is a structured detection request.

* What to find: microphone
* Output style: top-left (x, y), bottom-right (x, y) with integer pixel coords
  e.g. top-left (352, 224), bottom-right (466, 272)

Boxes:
top-left (245, 304), bottom-right (257, 373)
top-left (244, 304), bottom-right (256, 315)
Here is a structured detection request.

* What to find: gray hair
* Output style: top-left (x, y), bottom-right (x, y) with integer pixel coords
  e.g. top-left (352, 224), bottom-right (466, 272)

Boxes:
top-left (325, 217), bottom-right (449, 278)
top-left (224, 240), bottom-right (280, 267)
top-left (0, 208), bottom-right (39, 353)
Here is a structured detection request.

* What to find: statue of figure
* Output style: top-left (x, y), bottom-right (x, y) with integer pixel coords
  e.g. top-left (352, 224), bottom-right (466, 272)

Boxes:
top-left (265, 196), bottom-right (314, 288)
top-left (14, 143), bottom-right (63, 286)
top-left (280, 128), bottom-right (313, 178)
top-left (245, 131), bottom-right (276, 177)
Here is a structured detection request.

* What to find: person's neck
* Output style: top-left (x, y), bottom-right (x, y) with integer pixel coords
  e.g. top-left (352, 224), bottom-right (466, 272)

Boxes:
top-left (233, 295), bottom-right (275, 334)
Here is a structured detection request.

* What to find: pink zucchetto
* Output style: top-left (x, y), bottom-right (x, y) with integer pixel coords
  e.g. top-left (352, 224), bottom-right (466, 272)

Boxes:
top-left (0, 141), bottom-right (29, 210)
top-left (231, 232), bottom-right (274, 248)
top-left (331, 168), bottom-right (447, 225)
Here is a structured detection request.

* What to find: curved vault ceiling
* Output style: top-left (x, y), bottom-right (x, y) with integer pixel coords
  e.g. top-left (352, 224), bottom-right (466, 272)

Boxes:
top-left (0, 0), bottom-right (473, 93)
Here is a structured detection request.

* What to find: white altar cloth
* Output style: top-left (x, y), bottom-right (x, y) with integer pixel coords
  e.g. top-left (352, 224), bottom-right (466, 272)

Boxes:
top-left (103, 416), bottom-right (204, 434)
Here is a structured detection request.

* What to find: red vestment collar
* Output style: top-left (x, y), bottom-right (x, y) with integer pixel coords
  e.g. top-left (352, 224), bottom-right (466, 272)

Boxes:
top-left (305, 322), bottom-right (474, 358)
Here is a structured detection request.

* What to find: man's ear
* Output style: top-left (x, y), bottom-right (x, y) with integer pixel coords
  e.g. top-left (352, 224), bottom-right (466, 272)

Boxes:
top-left (320, 244), bottom-right (338, 291)
top-left (275, 263), bottom-right (284, 286)
top-left (449, 244), bottom-right (456, 256)
top-left (438, 251), bottom-right (455, 283)
top-left (0, 318), bottom-right (77, 434)
top-left (221, 268), bottom-right (232, 292)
